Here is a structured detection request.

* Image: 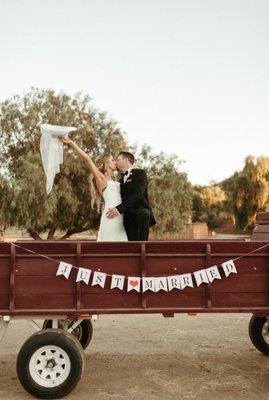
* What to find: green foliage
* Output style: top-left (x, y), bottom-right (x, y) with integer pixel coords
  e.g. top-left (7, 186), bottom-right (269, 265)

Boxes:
top-left (0, 88), bottom-right (193, 239)
top-left (192, 185), bottom-right (228, 230)
top-left (222, 156), bottom-right (269, 230)
top-left (2, 88), bottom-right (268, 238)
top-left (134, 145), bottom-right (193, 236)
top-left (0, 88), bottom-right (127, 239)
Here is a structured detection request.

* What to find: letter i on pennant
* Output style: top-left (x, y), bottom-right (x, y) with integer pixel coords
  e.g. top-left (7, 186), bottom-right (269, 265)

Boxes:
top-left (193, 269), bottom-right (209, 286)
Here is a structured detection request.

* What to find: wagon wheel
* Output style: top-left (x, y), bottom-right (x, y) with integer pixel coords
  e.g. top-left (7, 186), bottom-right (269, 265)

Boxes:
top-left (17, 329), bottom-right (85, 399)
top-left (42, 319), bottom-right (93, 350)
top-left (248, 314), bottom-right (269, 355)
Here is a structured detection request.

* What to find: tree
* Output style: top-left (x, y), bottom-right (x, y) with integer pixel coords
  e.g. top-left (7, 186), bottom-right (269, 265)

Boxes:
top-left (0, 88), bottom-right (128, 239)
top-left (222, 156), bottom-right (269, 230)
top-left (134, 145), bottom-right (193, 236)
top-left (192, 184), bottom-right (227, 230)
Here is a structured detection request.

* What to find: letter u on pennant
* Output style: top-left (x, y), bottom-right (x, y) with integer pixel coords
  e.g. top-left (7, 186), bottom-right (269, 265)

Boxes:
top-left (76, 268), bottom-right (91, 284)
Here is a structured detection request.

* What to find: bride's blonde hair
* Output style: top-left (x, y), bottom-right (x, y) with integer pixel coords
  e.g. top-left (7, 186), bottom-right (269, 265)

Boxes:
top-left (90, 153), bottom-right (112, 210)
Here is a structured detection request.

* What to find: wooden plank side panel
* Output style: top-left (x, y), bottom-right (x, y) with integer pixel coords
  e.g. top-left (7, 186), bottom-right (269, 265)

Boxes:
top-left (212, 293), bottom-right (269, 308)
top-left (1, 240), bottom-right (269, 313)
top-left (211, 256), bottom-right (269, 275)
top-left (16, 295), bottom-right (76, 310)
top-left (146, 289), bottom-right (205, 308)
top-left (15, 257), bottom-right (76, 276)
top-left (212, 274), bottom-right (269, 293)
top-left (80, 257), bottom-right (141, 277)
top-left (146, 257), bottom-right (206, 275)
top-left (0, 257), bottom-right (10, 309)
top-left (82, 293), bottom-right (141, 309)
top-left (0, 276), bottom-right (10, 308)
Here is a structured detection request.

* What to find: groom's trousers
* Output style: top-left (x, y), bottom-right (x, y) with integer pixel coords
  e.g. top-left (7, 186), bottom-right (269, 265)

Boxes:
top-left (124, 209), bottom-right (151, 241)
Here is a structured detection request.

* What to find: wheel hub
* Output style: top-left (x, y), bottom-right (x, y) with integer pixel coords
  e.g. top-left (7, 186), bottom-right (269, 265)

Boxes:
top-left (46, 358), bottom-right (56, 369)
top-left (29, 345), bottom-right (71, 387)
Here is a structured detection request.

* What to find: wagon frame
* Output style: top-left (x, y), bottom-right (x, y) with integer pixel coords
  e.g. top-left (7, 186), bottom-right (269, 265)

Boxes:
top-left (1, 212), bottom-right (269, 399)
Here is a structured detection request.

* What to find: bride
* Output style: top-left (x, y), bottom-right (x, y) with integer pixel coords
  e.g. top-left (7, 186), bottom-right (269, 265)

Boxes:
top-left (59, 136), bottom-right (128, 241)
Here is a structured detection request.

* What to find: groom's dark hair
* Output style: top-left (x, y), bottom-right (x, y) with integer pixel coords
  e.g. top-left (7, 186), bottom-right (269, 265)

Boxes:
top-left (119, 151), bottom-right (135, 165)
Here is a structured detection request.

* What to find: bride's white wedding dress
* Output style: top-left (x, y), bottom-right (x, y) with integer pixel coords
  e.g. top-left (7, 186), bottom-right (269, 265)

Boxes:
top-left (97, 180), bottom-right (128, 241)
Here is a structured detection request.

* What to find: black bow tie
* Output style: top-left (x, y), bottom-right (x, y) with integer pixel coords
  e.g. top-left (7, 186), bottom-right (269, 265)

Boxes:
top-left (121, 171), bottom-right (128, 177)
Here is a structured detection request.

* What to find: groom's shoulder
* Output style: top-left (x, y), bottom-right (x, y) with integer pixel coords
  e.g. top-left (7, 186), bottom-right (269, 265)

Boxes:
top-left (132, 168), bottom-right (147, 175)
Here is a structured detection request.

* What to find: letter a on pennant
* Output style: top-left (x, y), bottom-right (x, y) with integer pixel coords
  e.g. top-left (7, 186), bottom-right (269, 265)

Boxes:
top-left (155, 277), bottom-right (168, 292)
top-left (56, 261), bottom-right (72, 279)
top-left (76, 268), bottom-right (91, 284)
top-left (222, 260), bottom-right (237, 277)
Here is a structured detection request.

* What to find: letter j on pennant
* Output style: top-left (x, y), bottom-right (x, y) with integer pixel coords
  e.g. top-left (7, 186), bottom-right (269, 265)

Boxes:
top-left (56, 261), bottom-right (73, 279)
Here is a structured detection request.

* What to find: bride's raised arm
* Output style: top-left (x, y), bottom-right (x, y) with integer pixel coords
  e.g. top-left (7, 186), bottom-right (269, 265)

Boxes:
top-left (59, 136), bottom-right (106, 192)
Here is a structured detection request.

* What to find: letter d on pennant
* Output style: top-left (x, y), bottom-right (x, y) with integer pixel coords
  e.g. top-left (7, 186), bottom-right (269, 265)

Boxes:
top-left (222, 260), bottom-right (237, 277)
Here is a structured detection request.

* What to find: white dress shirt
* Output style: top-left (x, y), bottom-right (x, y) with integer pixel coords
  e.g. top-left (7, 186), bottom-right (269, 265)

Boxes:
top-left (123, 167), bottom-right (133, 183)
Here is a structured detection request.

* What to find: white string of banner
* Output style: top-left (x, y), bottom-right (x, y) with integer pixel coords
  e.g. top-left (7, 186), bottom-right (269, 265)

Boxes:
top-left (9, 241), bottom-right (269, 293)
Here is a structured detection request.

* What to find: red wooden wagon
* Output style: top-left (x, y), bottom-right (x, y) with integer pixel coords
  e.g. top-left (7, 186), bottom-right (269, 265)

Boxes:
top-left (1, 212), bottom-right (269, 399)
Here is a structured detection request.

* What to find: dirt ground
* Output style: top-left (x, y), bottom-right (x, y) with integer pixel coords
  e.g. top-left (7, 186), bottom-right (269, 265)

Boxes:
top-left (1, 313), bottom-right (269, 400)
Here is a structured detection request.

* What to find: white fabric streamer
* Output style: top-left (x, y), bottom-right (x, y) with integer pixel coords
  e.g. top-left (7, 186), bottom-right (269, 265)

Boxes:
top-left (40, 124), bottom-right (77, 194)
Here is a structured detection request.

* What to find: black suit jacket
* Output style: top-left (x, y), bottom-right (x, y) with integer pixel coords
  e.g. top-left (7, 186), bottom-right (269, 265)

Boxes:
top-left (116, 168), bottom-right (156, 227)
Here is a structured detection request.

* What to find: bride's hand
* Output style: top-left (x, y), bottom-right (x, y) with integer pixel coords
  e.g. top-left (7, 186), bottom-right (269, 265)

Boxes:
top-left (59, 136), bottom-right (72, 145)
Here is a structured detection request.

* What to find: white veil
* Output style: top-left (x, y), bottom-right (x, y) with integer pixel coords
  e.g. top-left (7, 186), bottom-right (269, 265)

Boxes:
top-left (40, 124), bottom-right (77, 194)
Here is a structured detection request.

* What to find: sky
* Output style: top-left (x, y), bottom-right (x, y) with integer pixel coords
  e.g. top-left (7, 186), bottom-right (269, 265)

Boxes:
top-left (0, 0), bottom-right (268, 185)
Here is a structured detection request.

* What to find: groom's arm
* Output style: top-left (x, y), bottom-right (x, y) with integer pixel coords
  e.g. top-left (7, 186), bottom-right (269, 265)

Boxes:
top-left (116, 170), bottom-right (148, 214)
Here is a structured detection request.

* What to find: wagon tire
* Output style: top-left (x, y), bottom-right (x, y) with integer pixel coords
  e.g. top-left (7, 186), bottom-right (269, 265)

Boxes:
top-left (42, 319), bottom-right (93, 350)
top-left (16, 329), bottom-right (85, 399)
top-left (249, 315), bottom-right (269, 355)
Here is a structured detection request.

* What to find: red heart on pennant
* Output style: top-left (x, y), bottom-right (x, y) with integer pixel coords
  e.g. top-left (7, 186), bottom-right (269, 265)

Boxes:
top-left (130, 280), bottom-right (139, 287)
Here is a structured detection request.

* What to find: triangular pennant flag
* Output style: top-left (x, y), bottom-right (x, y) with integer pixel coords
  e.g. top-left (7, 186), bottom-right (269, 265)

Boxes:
top-left (193, 269), bottom-right (209, 286)
top-left (155, 277), bottom-right (168, 292)
top-left (56, 261), bottom-right (72, 279)
top-left (222, 260), bottom-right (237, 277)
top-left (206, 266), bottom-right (221, 283)
top-left (142, 277), bottom-right (156, 292)
top-left (76, 268), bottom-right (91, 284)
top-left (127, 277), bottom-right (141, 292)
top-left (111, 274), bottom-right (125, 290)
top-left (91, 271), bottom-right (107, 288)
top-left (167, 275), bottom-right (181, 291)
top-left (179, 273), bottom-right (194, 289)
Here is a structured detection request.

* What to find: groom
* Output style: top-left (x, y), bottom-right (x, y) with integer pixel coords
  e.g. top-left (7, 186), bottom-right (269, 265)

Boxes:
top-left (106, 151), bottom-right (156, 241)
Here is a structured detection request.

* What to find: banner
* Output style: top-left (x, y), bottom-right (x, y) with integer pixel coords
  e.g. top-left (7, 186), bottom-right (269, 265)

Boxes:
top-left (55, 258), bottom-right (238, 293)
top-left (10, 240), bottom-right (269, 294)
